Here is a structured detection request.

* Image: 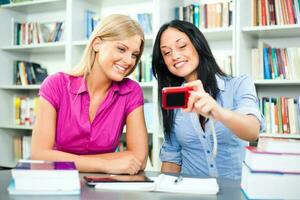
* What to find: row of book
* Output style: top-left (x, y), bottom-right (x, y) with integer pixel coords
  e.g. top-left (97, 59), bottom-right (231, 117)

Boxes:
top-left (174, 1), bottom-right (233, 29)
top-left (14, 96), bottom-right (39, 126)
top-left (261, 96), bottom-right (300, 134)
top-left (85, 10), bottom-right (152, 39)
top-left (14, 61), bottom-right (48, 86)
top-left (13, 135), bottom-right (31, 161)
top-left (241, 137), bottom-right (300, 199)
top-left (251, 0), bottom-right (300, 26)
top-left (129, 54), bottom-right (152, 83)
top-left (13, 21), bottom-right (64, 45)
top-left (251, 45), bottom-right (300, 80)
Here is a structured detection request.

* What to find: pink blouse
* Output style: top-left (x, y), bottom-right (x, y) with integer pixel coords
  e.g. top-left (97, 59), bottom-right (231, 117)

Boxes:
top-left (39, 72), bottom-right (144, 154)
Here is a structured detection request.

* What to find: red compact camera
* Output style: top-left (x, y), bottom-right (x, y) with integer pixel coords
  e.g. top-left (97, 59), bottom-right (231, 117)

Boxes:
top-left (162, 86), bottom-right (193, 110)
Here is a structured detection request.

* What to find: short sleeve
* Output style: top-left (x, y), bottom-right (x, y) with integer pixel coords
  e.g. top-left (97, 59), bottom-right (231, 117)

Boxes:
top-left (38, 73), bottom-right (62, 110)
top-left (159, 130), bottom-right (182, 166)
top-left (232, 75), bottom-right (265, 131)
top-left (125, 81), bottom-right (144, 116)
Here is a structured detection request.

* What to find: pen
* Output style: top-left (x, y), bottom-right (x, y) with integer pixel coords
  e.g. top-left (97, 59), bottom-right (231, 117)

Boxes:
top-left (174, 175), bottom-right (183, 184)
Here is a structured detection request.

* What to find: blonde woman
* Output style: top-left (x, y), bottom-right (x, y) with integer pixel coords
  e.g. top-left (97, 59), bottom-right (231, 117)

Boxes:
top-left (31, 14), bottom-right (148, 174)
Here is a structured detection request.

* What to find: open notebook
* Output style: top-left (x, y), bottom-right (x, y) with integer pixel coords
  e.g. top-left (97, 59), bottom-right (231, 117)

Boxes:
top-left (94, 174), bottom-right (219, 195)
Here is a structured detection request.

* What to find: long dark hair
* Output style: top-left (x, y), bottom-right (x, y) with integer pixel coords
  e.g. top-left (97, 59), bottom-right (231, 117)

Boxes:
top-left (152, 20), bottom-right (228, 138)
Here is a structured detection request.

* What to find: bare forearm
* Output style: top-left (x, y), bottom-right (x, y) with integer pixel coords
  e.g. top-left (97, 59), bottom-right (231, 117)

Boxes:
top-left (216, 108), bottom-right (260, 141)
top-left (84, 150), bottom-right (147, 169)
top-left (161, 162), bottom-right (181, 173)
top-left (31, 149), bottom-right (108, 173)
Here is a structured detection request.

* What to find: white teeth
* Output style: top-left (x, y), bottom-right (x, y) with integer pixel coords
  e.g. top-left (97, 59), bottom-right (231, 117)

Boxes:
top-left (174, 61), bottom-right (185, 68)
top-left (114, 65), bottom-right (126, 73)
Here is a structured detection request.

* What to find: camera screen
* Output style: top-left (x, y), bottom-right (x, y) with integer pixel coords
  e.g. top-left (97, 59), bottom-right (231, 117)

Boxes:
top-left (166, 92), bottom-right (185, 107)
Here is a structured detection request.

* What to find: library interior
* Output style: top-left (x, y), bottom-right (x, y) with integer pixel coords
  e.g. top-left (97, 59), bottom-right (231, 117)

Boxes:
top-left (0, 0), bottom-right (300, 199)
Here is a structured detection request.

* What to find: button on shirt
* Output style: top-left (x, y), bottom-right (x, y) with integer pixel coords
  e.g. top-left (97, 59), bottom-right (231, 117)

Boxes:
top-left (160, 75), bottom-right (265, 180)
top-left (39, 72), bottom-right (144, 155)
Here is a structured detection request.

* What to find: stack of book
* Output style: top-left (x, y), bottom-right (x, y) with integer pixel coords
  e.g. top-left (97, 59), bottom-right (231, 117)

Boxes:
top-left (241, 137), bottom-right (300, 199)
top-left (8, 160), bottom-right (80, 195)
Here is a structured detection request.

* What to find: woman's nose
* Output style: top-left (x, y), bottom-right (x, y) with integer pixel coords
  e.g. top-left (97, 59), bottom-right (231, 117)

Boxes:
top-left (171, 50), bottom-right (181, 60)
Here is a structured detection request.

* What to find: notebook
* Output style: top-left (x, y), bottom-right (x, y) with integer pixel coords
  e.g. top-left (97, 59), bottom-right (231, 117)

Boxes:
top-left (93, 174), bottom-right (219, 195)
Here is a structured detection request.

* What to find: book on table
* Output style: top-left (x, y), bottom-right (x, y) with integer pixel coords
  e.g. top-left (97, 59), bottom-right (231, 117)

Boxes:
top-left (245, 146), bottom-right (300, 173)
top-left (257, 137), bottom-right (300, 154)
top-left (86, 174), bottom-right (219, 195)
top-left (8, 160), bottom-right (80, 195)
top-left (241, 162), bottom-right (300, 199)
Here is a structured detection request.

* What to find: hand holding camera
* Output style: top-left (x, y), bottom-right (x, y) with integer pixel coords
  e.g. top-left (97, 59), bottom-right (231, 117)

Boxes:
top-left (162, 80), bottom-right (221, 119)
top-left (162, 86), bottom-right (193, 110)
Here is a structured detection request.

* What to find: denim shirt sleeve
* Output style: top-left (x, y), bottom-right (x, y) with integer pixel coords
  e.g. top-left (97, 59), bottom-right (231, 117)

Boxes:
top-left (232, 75), bottom-right (265, 132)
top-left (159, 128), bottom-right (182, 166)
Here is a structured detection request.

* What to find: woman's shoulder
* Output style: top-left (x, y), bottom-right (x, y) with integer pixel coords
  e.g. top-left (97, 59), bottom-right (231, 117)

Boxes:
top-left (119, 78), bottom-right (142, 90)
top-left (40, 72), bottom-right (76, 94)
top-left (222, 74), bottom-right (254, 87)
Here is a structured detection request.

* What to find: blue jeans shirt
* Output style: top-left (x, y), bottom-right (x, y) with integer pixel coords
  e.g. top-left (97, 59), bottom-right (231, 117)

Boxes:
top-left (159, 75), bottom-right (265, 180)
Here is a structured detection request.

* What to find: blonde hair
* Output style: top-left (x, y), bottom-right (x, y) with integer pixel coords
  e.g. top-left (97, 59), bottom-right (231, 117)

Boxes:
top-left (69, 14), bottom-right (145, 78)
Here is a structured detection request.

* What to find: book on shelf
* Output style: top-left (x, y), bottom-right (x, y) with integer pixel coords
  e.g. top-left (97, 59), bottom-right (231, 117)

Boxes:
top-left (174, 1), bottom-right (233, 29)
top-left (85, 10), bottom-right (100, 39)
top-left (260, 96), bottom-right (300, 134)
top-left (14, 96), bottom-right (39, 126)
top-left (251, 0), bottom-right (300, 26)
top-left (252, 43), bottom-right (300, 81)
top-left (136, 13), bottom-right (152, 36)
top-left (258, 136), bottom-right (300, 154)
top-left (13, 19), bottom-right (64, 45)
top-left (129, 54), bottom-right (152, 83)
top-left (9, 160), bottom-right (80, 195)
top-left (241, 162), bottom-right (300, 199)
top-left (12, 135), bottom-right (31, 161)
top-left (14, 61), bottom-right (48, 86)
top-left (94, 174), bottom-right (219, 195)
top-left (216, 55), bottom-right (232, 76)
top-left (245, 146), bottom-right (300, 173)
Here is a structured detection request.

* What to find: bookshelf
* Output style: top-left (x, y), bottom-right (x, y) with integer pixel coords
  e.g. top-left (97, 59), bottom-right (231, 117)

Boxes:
top-left (2, 0), bottom-right (297, 170)
top-left (0, 0), bottom-right (166, 169)
top-left (237, 0), bottom-right (300, 136)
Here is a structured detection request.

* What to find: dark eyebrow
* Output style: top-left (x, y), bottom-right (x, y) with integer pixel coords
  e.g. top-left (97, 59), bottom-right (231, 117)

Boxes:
top-left (161, 37), bottom-right (184, 48)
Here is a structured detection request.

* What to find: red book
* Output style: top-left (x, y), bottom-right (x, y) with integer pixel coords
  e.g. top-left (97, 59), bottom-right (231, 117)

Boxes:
top-left (268, 0), bottom-right (276, 25)
top-left (281, 96), bottom-right (289, 133)
top-left (261, 0), bottom-right (267, 25)
top-left (286, 0), bottom-right (295, 24)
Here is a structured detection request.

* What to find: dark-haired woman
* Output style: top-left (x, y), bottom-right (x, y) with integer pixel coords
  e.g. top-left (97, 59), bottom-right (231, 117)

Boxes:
top-left (152, 20), bottom-right (264, 179)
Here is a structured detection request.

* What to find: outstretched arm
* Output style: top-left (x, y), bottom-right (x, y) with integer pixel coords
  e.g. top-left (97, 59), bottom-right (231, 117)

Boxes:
top-left (183, 80), bottom-right (260, 142)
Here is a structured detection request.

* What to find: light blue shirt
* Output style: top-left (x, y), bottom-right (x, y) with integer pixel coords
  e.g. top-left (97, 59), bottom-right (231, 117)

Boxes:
top-left (160, 75), bottom-right (265, 180)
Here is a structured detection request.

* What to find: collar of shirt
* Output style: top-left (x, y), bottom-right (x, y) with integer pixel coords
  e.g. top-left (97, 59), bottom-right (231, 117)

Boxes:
top-left (68, 76), bottom-right (133, 95)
